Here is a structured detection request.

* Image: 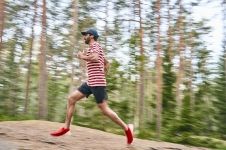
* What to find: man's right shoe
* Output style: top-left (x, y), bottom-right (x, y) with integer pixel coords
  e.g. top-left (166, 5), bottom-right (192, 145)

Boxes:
top-left (50, 127), bottom-right (70, 136)
top-left (125, 124), bottom-right (134, 144)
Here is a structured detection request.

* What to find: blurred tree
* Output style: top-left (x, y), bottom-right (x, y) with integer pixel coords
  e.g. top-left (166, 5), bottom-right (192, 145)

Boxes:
top-left (103, 0), bottom-right (109, 52)
top-left (214, 0), bottom-right (226, 140)
top-left (135, 0), bottom-right (145, 131)
top-left (38, 0), bottom-right (48, 119)
top-left (162, 0), bottom-right (176, 128)
top-left (194, 24), bottom-right (214, 136)
top-left (0, 0), bottom-right (5, 113)
top-left (24, 0), bottom-right (38, 114)
top-left (0, 0), bottom-right (5, 56)
top-left (69, 0), bottom-right (79, 92)
top-left (175, 0), bottom-right (185, 119)
top-left (0, 0), bottom-right (34, 118)
top-left (187, 24), bottom-right (195, 110)
top-left (0, 29), bottom-right (24, 116)
top-left (127, 33), bottom-right (140, 131)
top-left (0, 1), bottom-right (225, 148)
top-left (155, 0), bottom-right (163, 139)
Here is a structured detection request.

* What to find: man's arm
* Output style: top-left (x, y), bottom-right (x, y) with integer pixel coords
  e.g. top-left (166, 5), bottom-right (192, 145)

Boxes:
top-left (77, 51), bottom-right (99, 62)
top-left (104, 58), bottom-right (110, 75)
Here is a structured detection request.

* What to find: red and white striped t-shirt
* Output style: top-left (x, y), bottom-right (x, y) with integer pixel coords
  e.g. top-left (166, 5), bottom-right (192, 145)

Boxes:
top-left (86, 42), bottom-right (106, 87)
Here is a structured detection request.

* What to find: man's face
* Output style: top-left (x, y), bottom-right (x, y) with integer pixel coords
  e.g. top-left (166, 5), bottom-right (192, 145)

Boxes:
top-left (83, 34), bottom-right (91, 44)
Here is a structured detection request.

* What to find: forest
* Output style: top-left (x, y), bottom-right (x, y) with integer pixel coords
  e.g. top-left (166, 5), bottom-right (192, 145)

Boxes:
top-left (0, 0), bottom-right (225, 149)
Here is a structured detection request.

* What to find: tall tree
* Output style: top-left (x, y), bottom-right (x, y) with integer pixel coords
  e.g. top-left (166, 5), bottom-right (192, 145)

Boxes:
top-left (162, 0), bottom-right (176, 126)
top-left (214, 0), bottom-right (226, 139)
top-left (192, 20), bottom-right (213, 135)
top-left (24, 0), bottom-right (38, 114)
top-left (38, 0), bottom-right (48, 119)
top-left (103, 0), bottom-right (109, 52)
top-left (136, 0), bottom-right (145, 131)
top-left (156, 0), bottom-right (163, 139)
top-left (1, 27), bottom-right (24, 116)
top-left (175, 0), bottom-right (185, 118)
top-left (69, 0), bottom-right (79, 93)
top-left (0, 0), bottom-right (4, 56)
top-left (187, 27), bottom-right (195, 110)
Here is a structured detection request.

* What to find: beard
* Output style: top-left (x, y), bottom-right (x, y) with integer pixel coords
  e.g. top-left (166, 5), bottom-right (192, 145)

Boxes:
top-left (85, 36), bottom-right (90, 44)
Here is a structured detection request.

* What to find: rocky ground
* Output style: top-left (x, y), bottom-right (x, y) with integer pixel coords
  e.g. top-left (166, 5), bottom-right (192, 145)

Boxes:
top-left (0, 120), bottom-right (210, 150)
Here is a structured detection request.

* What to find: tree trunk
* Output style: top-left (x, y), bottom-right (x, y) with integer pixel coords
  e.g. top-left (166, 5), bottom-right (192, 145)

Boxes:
top-left (156, 0), bottom-right (163, 139)
top-left (69, 0), bottom-right (79, 93)
top-left (167, 0), bottom-right (173, 60)
top-left (0, 0), bottom-right (5, 59)
top-left (104, 1), bottom-right (109, 53)
top-left (38, 0), bottom-right (48, 119)
top-left (145, 70), bottom-right (154, 123)
top-left (135, 0), bottom-right (145, 131)
top-left (24, 0), bottom-right (38, 114)
top-left (188, 31), bottom-right (194, 109)
top-left (175, 0), bottom-right (185, 118)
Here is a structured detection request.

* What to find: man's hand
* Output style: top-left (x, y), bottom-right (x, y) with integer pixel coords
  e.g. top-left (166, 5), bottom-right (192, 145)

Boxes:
top-left (77, 51), bottom-right (85, 59)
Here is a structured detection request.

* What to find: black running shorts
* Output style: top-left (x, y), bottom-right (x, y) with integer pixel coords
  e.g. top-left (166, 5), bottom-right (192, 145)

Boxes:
top-left (78, 82), bottom-right (108, 104)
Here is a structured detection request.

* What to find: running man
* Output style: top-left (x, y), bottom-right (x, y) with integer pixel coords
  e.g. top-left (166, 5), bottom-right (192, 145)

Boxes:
top-left (50, 28), bottom-right (134, 144)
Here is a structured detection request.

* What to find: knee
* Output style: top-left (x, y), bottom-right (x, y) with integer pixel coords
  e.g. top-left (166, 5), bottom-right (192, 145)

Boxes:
top-left (67, 95), bottom-right (77, 105)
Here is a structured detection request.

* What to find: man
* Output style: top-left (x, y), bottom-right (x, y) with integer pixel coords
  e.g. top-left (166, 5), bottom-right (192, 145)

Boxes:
top-left (50, 28), bottom-right (134, 144)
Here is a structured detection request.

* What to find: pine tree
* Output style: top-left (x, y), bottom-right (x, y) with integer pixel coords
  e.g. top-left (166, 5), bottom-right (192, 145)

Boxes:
top-left (24, 0), bottom-right (38, 114)
top-left (155, 0), bottom-right (163, 139)
top-left (214, 0), bottom-right (226, 139)
top-left (175, 0), bottom-right (185, 119)
top-left (162, 0), bottom-right (176, 127)
top-left (38, 0), bottom-right (48, 119)
top-left (0, 0), bottom-right (5, 56)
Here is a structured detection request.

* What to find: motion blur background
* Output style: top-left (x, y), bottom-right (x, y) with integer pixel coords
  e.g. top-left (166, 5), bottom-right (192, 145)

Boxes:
top-left (0, 0), bottom-right (225, 149)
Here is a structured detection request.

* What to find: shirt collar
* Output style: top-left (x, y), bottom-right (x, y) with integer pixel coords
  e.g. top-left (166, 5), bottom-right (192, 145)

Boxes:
top-left (90, 41), bottom-right (97, 48)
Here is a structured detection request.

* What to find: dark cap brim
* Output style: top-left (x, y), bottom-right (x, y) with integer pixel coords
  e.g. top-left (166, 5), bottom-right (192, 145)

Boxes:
top-left (81, 31), bottom-right (87, 35)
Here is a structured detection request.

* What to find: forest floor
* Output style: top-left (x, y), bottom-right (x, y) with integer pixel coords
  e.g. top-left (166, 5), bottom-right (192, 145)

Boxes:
top-left (0, 120), bottom-right (210, 150)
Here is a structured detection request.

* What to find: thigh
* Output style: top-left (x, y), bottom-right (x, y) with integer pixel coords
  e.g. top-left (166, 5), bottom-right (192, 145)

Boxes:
top-left (77, 82), bottom-right (92, 98)
top-left (91, 86), bottom-right (108, 104)
top-left (69, 89), bottom-right (86, 100)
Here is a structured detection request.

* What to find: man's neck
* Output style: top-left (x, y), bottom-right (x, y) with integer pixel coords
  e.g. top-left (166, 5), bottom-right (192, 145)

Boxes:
top-left (89, 40), bottom-right (96, 46)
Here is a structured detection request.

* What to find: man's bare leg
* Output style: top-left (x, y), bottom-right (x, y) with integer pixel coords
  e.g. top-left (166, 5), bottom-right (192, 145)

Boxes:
top-left (97, 100), bottom-right (134, 144)
top-left (50, 90), bottom-right (85, 136)
top-left (65, 90), bottom-right (86, 129)
top-left (97, 101), bottom-right (128, 130)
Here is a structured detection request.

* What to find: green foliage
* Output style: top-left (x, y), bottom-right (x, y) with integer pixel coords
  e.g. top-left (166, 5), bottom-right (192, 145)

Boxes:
top-left (164, 95), bottom-right (195, 142)
top-left (0, 114), bottom-right (33, 121)
top-left (185, 136), bottom-right (226, 149)
top-left (194, 82), bottom-right (217, 136)
top-left (137, 128), bottom-right (155, 140)
top-left (162, 42), bottom-right (176, 126)
top-left (214, 54), bottom-right (226, 139)
top-left (0, 1), bottom-right (226, 150)
top-left (0, 37), bottom-right (24, 116)
top-left (47, 75), bottom-right (69, 122)
top-left (106, 59), bottom-right (121, 91)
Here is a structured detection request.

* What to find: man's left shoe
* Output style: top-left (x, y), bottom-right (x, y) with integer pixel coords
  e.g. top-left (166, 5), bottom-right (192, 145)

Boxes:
top-left (125, 124), bottom-right (134, 144)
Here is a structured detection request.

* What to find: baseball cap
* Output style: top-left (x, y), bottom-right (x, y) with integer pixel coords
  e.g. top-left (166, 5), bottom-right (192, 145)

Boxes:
top-left (81, 29), bottom-right (99, 39)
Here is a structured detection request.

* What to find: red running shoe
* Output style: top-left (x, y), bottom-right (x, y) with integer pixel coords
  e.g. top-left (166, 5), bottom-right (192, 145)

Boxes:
top-left (125, 124), bottom-right (134, 144)
top-left (50, 127), bottom-right (70, 136)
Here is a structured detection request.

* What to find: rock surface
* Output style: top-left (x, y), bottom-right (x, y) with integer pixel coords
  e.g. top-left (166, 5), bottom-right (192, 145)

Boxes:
top-left (0, 120), bottom-right (210, 150)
